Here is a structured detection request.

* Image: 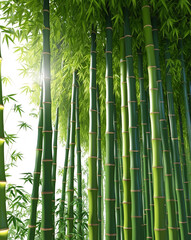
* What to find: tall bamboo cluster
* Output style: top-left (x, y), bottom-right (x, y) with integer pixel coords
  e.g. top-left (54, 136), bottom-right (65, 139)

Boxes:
top-left (76, 81), bottom-right (82, 239)
top-left (97, 84), bottom-right (102, 240)
top-left (105, 11), bottom-right (116, 239)
top-left (152, 19), bottom-right (178, 240)
top-left (4, 1), bottom-right (191, 240)
top-left (41, 0), bottom-right (53, 238)
top-left (142, 2), bottom-right (166, 239)
top-left (165, 47), bottom-right (188, 239)
top-left (27, 88), bottom-right (43, 240)
top-left (52, 107), bottom-right (59, 240)
top-left (0, 36), bottom-right (8, 240)
top-left (124, 10), bottom-right (143, 239)
top-left (88, 27), bottom-right (98, 240)
top-left (66, 72), bottom-right (77, 239)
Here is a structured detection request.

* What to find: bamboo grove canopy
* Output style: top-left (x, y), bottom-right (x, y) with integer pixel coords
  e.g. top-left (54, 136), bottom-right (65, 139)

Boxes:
top-left (0, 0), bottom-right (191, 239)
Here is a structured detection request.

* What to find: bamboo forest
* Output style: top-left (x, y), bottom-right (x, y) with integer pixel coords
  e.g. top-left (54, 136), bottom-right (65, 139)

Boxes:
top-left (1, 0), bottom-right (191, 239)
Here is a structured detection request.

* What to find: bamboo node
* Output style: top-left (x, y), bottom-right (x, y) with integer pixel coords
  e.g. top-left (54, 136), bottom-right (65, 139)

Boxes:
top-left (126, 76), bottom-right (136, 79)
top-left (105, 198), bottom-right (115, 201)
top-left (106, 27), bottom-right (113, 30)
top-left (130, 150), bottom-right (139, 152)
top-left (28, 225), bottom-right (36, 228)
top-left (126, 55), bottom-right (133, 58)
top-left (106, 132), bottom-right (115, 134)
top-left (43, 9), bottom-right (49, 12)
top-left (144, 25), bottom-right (152, 28)
top-left (146, 44), bottom-right (154, 48)
top-left (130, 168), bottom-right (139, 170)
top-left (176, 189), bottom-right (184, 191)
top-left (105, 51), bottom-right (112, 54)
top-left (131, 190), bottom-right (142, 192)
top-left (105, 233), bottom-right (117, 236)
top-left (41, 191), bottom-right (53, 194)
top-left (154, 228), bottom-right (166, 231)
top-left (42, 159), bottom-right (53, 162)
top-left (165, 174), bottom-right (172, 176)
top-left (131, 216), bottom-right (142, 218)
top-left (174, 162), bottom-right (181, 165)
top-left (88, 188), bottom-right (98, 190)
top-left (105, 163), bottom-right (115, 166)
top-left (152, 166), bottom-right (163, 169)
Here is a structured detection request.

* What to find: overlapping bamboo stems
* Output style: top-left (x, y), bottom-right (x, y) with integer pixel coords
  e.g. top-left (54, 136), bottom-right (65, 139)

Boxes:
top-left (152, 20), bottom-right (178, 239)
top-left (52, 107), bottom-right (59, 240)
top-left (105, 12), bottom-right (116, 239)
top-left (142, 2), bottom-right (167, 239)
top-left (0, 38), bottom-right (8, 240)
top-left (27, 88), bottom-right (43, 240)
top-left (165, 46), bottom-right (188, 239)
top-left (59, 111), bottom-right (70, 237)
top-left (41, 0), bottom-right (53, 238)
top-left (179, 39), bottom-right (191, 162)
top-left (119, 26), bottom-right (131, 240)
top-left (124, 10), bottom-right (143, 239)
top-left (97, 84), bottom-right (102, 240)
top-left (113, 96), bottom-right (121, 240)
top-left (138, 52), bottom-right (152, 239)
top-left (76, 81), bottom-right (82, 239)
top-left (66, 71), bottom-right (77, 239)
top-left (178, 106), bottom-right (191, 235)
top-left (88, 28), bottom-right (98, 239)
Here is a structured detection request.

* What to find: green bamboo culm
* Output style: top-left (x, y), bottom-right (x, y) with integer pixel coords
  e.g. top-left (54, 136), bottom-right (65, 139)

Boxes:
top-left (41, 0), bottom-right (53, 238)
top-left (105, 10), bottom-right (116, 240)
top-left (97, 84), bottom-right (102, 240)
top-left (165, 45), bottom-right (188, 240)
top-left (119, 28), bottom-right (131, 240)
top-left (59, 110), bottom-right (70, 238)
top-left (179, 39), bottom-right (191, 162)
top-left (124, 9), bottom-right (143, 240)
top-left (145, 92), bottom-right (154, 240)
top-left (113, 95), bottom-right (121, 240)
top-left (142, 3), bottom-right (167, 239)
top-left (0, 34), bottom-right (8, 240)
top-left (138, 51), bottom-right (152, 239)
top-left (76, 81), bottom-right (82, 240)
top-left (27, 87), bottom-right (43, 240)
top-left (88, 27), bottom-right (98, 240)
top-left (66, 72), bottom-right (77, 239)
top-left (152, 19), bottom-right (178, 240)
top-left (178, 106), bottom-right (191, 235)
top-left (52, 107), bottom-right (59, 240)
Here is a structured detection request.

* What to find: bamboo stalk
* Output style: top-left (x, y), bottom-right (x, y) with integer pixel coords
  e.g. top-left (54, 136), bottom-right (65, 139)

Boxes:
top-left (105, 11), bottom-right (116, 240)
top-left (88, 26), bottom-right (98, 240)
top-left (41, 0), bottom-right (53, 238)
top-left (178, 106), bottom-right (191, 235)
top-left (52, 107), bottom-right (59, 240)
top-left (66, 71), bottom-right (77, 239)
top-left (179, 39), bottom-right (191, 163)
top-left (97, 84), bottom-right (102, 240)
top-left (59, 110), bottom-right (70, 237)
top-left (0, 35), bottom-right (8, 240)
top-left (152, 19), bottom-right (178, 240)
top-left (113, 95), bottom-right (121, 240)
top-left (124, 9), bottom-right (143, 239)
top-left (142, 3), bottom-right (167, 239)
top-left (165, 45), bottom-right (188, 239)
top-left (27, 87), bottom-right (43, 240)
top-left (76, 81), bottom-right (82, 239)
top-left (138, 51), bottom-right (152, 239)
top-left (119, 26), bottom-right (131, 240)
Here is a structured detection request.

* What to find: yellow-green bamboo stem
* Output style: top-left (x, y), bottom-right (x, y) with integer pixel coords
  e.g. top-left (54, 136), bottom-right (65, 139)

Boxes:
top-left (88, 27), bottom-right (98, 240)
top-left (105, 11), bottom-right (116, 240)
top-left (119, 27), bottom-right (131, 240)
top-left (66, 72), bottom-right (77, 239)
top-left (142, 3), bottom-right (167, 239)
top-left (0, 35), bottom-right (8, 240)
top-left (27, 87), bottom-right (43, 240)
top-left (52, 107), bottom-right (59, 240)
